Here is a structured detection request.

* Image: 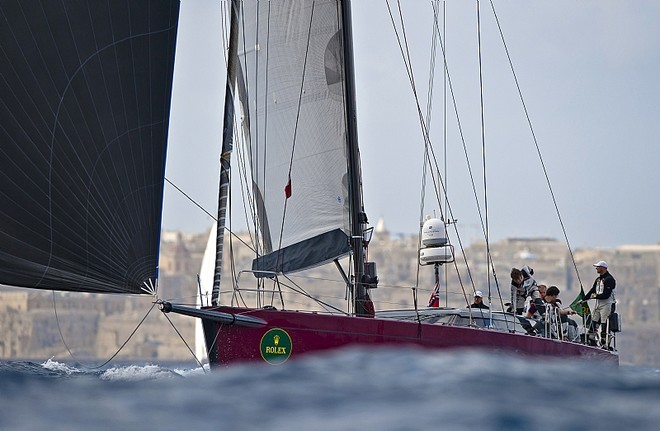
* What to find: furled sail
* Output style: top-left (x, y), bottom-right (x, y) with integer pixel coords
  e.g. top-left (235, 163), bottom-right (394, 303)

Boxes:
top-left (0, 0), bottom-right (180, 294)
top-left (234, 1), bottom-right (352, 275)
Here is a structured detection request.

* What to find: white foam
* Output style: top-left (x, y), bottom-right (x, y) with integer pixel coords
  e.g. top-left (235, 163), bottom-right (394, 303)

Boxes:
top-left (100, 364), bottom-right (178, 381)
top-left (41, 357), bottom-right (81, 375)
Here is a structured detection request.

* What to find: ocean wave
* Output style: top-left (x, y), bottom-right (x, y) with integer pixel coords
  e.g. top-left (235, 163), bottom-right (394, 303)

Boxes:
top-left (0, 349), bottom-right (659, 431)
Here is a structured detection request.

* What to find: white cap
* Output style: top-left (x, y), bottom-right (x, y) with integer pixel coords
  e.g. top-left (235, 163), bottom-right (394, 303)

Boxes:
top-left (474, 290), bottom-right (483, 298)
top-left (593, 261), bottom-right (608, 268)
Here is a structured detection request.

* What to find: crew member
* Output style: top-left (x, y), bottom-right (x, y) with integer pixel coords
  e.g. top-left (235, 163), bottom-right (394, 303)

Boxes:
top-left (583, 260), bottom-right (616, 348)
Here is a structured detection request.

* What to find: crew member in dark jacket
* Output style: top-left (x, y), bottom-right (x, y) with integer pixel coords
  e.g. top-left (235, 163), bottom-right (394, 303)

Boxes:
top-left (583, 260), bottom-right (616, 347)
top-left (469, 291), bottom-right (489, 309)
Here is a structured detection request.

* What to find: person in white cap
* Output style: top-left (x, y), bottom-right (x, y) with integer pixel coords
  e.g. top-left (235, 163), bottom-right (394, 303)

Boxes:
top-left (583, 260), bottom-right (616, 348)
top-left (469, 290), bottom-right (489, 309)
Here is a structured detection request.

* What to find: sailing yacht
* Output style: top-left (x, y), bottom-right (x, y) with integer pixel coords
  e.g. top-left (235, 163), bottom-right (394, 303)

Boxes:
top-left (162, 1), bottom-right (618, 366)
top-left (0, 0), bottom-right (618, 367)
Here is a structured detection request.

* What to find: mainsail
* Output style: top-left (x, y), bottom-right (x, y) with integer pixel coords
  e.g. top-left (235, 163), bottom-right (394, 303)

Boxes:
top-left (232, 1), bottom-right (353, 276)
top-left (0, 0), bottom-right (180, 294)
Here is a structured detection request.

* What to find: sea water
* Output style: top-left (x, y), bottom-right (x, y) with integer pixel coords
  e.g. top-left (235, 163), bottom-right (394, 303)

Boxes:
top-left (1, 348), bottom-right (659, 431)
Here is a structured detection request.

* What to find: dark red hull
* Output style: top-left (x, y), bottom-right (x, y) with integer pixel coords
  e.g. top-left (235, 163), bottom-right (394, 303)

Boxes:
top-left (201, 306), bottom-right (618, 366)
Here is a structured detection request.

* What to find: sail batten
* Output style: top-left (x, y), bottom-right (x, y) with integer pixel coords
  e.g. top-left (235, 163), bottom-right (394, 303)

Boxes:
top-left (0, 0), bottom-right (180, 294)
top-left (252, 228), bottom-right (351, 277)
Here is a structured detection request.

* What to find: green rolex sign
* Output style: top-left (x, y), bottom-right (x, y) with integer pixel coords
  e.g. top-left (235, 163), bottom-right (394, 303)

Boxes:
top-left (260, 328), bottom-right (292, 365)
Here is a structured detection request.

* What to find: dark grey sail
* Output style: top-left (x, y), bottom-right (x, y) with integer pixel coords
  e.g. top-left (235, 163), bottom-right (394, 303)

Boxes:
top-left (0, 0), bottom-right (180, 294)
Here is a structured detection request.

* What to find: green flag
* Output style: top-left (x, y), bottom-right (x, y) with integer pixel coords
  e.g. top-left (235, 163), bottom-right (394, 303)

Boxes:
top-left (570, 287), bottom-right (592, 324)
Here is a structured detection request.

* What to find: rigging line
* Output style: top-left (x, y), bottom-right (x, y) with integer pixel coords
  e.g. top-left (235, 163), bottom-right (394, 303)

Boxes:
top-left (415, 152), bottom-right (429, 291)
top-left (285, 272), bottom-right (421, 290)
top-left (345, 253), bottom-right (354, 315)
top-left (278, 274), bottom-right (348, 315)
top-left (284, 273), bottom-right (435, 296)
top-left (430, 12), bottom-right (487, 237)
top-left (387, 1), bottom-right (448, 228)
top-left (236, 2), bottom-right (261, 256)
top-left (219, 6), bottom-right (259, 295)
top-left (415, 0), bottom-right (442, 295)
top-left (426, 1), bottom-right (440, 130)
top-left (426, 1), bottom-right (505, 306)
top-left (442, 1), bottom-right (449, 306)
top-left (386, 1), bottom-right (446, 226)
top-left (384, 2), bottom-right (414, 97)
top-left (224, 170), bottom-right (236, 304)
top-left (266, 276), bottom-right (284, 309)
top-left (476, 0), bottom-right (492, 302)
top-left (387, 2), bottom-right (482, 302)
top-left (423, 72), bottom-right (500, 310)
top-left (230, 100), bottom-right (260, 260)
top-left (203, 322), bottom-right (224, 368)
top-left (386, 1), bottom-right (430, 309)
top-left (161, 312), bottom-right (206, 374)
top-left (386, 2), bottom-right (472, 303)
top-left (470, 2), bottom-right (509, 322)
top-left (52, 291), bottom-right (157, 369)
top-left (275, 1), bottom-right (317, 256)
top-left (218, 3), bottom-right (243, 267)
top-left (227, 207), bottom-right (245, 305)
top-left (387, 2), bottom-right (504, 311)
top-left (396, 0), bottom-right (416, 87)
top-left (261, 1), bottom-right (273, 264)
top-left (163, 176), bottom-right (256, 254)
top-left (231, 4), bottom-right (267, 268)
top-left (488, 0), bottom-right (585, 290)
top-left (234, 119), bottom-right (259, 253)
top-left (232, 151), bottom-right (265, 295)
top-left (422, 1), bottom-right (454, 306)
top-left (258, 1), bottom-right (274, 302)
top-left (230, 273), bottom-right (250, 308)
top-left (254, 0), bottom-right (262, 259)
top-left (390, 7), bottom-right (454, 243)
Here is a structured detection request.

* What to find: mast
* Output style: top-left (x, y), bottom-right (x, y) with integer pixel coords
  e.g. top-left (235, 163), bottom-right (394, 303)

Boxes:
top-left (212, 0), bottom-right (240, 306)
top-left (340, 0), bottom-right (370, 316)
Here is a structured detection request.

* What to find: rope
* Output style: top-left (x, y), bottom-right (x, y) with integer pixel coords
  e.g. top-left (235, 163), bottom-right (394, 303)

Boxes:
top-left (164, 176), bottom-right (256, 254)
top-left (386, 2), bottom-right (533, 329)
top-left (386, 0), bottom-right (494, 310)
top-left (53, 292), bottom-right (157, 370)
top-left (475, 0), bottom-right (492, 306)
top-left (203, 322), bottom-right (226, 366)
top-left (488, 0), bottom-right (585, 290)
top-left (161, 312), bottom-right (207, 374)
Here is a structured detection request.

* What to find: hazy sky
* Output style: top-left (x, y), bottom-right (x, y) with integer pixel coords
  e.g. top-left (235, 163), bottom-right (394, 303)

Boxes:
top-left (163, 1), bottom-right (660, 249)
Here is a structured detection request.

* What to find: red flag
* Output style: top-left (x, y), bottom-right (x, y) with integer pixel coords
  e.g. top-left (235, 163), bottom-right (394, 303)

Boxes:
top-left (284, 176), bottom-right (292, 198)
top-left (428, 280), bottom-right (440, 307)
